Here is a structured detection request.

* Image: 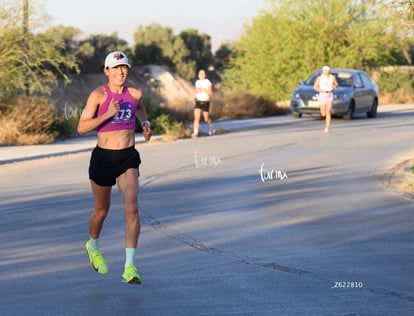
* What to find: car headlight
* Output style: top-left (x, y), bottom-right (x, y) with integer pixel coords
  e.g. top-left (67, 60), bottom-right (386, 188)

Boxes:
top-left (334, 93), bottom-right (347, 100)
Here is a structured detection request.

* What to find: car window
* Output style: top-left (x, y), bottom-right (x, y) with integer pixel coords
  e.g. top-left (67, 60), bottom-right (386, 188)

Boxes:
top-left (304, 71), bottom-right (354, 87)
top-left (354, 73), bottom-right (363, 87)
top-left (333, 72), bottom-right (353, 87)
top-left (303, 70), bottom-right (370, 87)
top-left (304, 72), bottom-right (321, 85)
top-left (360, 72), bottom-right (373, 86)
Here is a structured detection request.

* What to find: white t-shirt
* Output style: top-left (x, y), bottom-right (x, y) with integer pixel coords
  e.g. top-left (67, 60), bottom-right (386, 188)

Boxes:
top-left (195, 79), bottom-right (212, 101)
top-left (318, 74), bottom-right (335, 92)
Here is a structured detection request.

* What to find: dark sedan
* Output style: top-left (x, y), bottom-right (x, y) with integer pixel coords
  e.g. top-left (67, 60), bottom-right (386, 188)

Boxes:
top-left (290, 68), bottom-right (379, 120)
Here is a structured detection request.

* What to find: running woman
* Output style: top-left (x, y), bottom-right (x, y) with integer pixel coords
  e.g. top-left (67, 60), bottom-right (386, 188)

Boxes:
top-left (77, 51), bottom-right (152, 284)
top-left (192, 69), bottom-right (215, 138)
top-left (313, 66), bottom-right (338, 133)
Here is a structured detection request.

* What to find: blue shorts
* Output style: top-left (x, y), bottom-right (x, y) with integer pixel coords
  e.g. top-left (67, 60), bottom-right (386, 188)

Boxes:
top-left (88, 146), bottom-right (141, 186)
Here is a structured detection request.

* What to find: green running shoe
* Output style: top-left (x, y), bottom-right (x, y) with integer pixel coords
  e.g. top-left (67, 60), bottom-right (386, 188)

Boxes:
top-left (122, 264), bottom-right (141, 284)
top-left (85, 240), bottom-right (109, 274)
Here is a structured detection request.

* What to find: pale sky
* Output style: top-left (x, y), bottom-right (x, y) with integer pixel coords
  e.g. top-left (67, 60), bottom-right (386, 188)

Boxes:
top-left (39, 0), bottom-right (268, 51)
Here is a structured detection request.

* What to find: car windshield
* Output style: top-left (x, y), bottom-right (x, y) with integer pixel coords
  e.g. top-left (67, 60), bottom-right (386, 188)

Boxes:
top-left (304, 71), bottom-right (353, 87)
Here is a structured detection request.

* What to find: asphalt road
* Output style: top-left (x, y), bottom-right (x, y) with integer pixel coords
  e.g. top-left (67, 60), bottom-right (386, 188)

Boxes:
top-left (0, 105), bottom-right (413, 315)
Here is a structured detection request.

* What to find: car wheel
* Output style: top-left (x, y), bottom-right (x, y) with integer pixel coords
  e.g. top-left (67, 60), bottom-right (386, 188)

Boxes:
top-left (343, 101), bottom-right (355, 120)
top-left (292, 112), bottom-right (302, 118)
top-left (367, 99), bottom-right (378, 118)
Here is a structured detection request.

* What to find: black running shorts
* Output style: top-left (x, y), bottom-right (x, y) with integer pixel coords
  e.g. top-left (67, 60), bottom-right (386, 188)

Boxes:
top-left (195, 99), bottom-right (210, 112)
top-left (88, 146), bottom-right (141, 186)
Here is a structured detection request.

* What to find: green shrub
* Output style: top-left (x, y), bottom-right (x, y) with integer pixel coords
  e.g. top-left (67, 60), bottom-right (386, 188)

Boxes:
top-left (50, 115), bottom-right (78, 139)
top-left (139, 97), bottom-right (170, 134)
top-left (153, 113), bottom-right (190, 140)
top-left (376, 69), bottom-right (414, 103)
top-left (137, 97), bottom-right (191, 139)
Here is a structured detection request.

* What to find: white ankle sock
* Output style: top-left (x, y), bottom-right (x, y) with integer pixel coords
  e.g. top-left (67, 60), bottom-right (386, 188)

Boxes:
top-left (88, 237), bottom-right (99, 252)
top-left (125, 248), bottom-right (136, 267)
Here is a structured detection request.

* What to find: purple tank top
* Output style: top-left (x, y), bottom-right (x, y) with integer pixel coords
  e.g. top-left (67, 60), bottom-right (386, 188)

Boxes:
top-left (96, 85), bottom-right (137, 133)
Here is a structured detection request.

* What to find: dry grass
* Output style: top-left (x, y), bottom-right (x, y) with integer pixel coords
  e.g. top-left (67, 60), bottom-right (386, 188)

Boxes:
top-left (379, 92), bottom-right (414, 105)
top-left (0, 96), bottom-right (56, 145)
top-left (210, 90), bottom-right (291, 119)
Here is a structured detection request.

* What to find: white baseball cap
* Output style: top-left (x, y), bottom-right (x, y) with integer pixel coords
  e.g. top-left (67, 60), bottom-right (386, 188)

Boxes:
top-left (104, 51), bottom-right (131, 68)
top-left (322, 65), bottom-right (330, 71)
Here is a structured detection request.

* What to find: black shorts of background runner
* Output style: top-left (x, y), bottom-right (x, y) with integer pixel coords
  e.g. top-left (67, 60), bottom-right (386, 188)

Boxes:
top-left (89, 146), bottom-right (141, 186)
top-left (195, 99), bottom-right (210, 112)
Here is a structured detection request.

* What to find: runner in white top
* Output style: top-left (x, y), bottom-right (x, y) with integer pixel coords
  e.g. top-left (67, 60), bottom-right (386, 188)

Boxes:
top-left (195, 77), bottom-right (211, 102)
top-left (192, 69), bottom-right (215, 138)
top-left (313, 66), bottom-right (338, 133)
